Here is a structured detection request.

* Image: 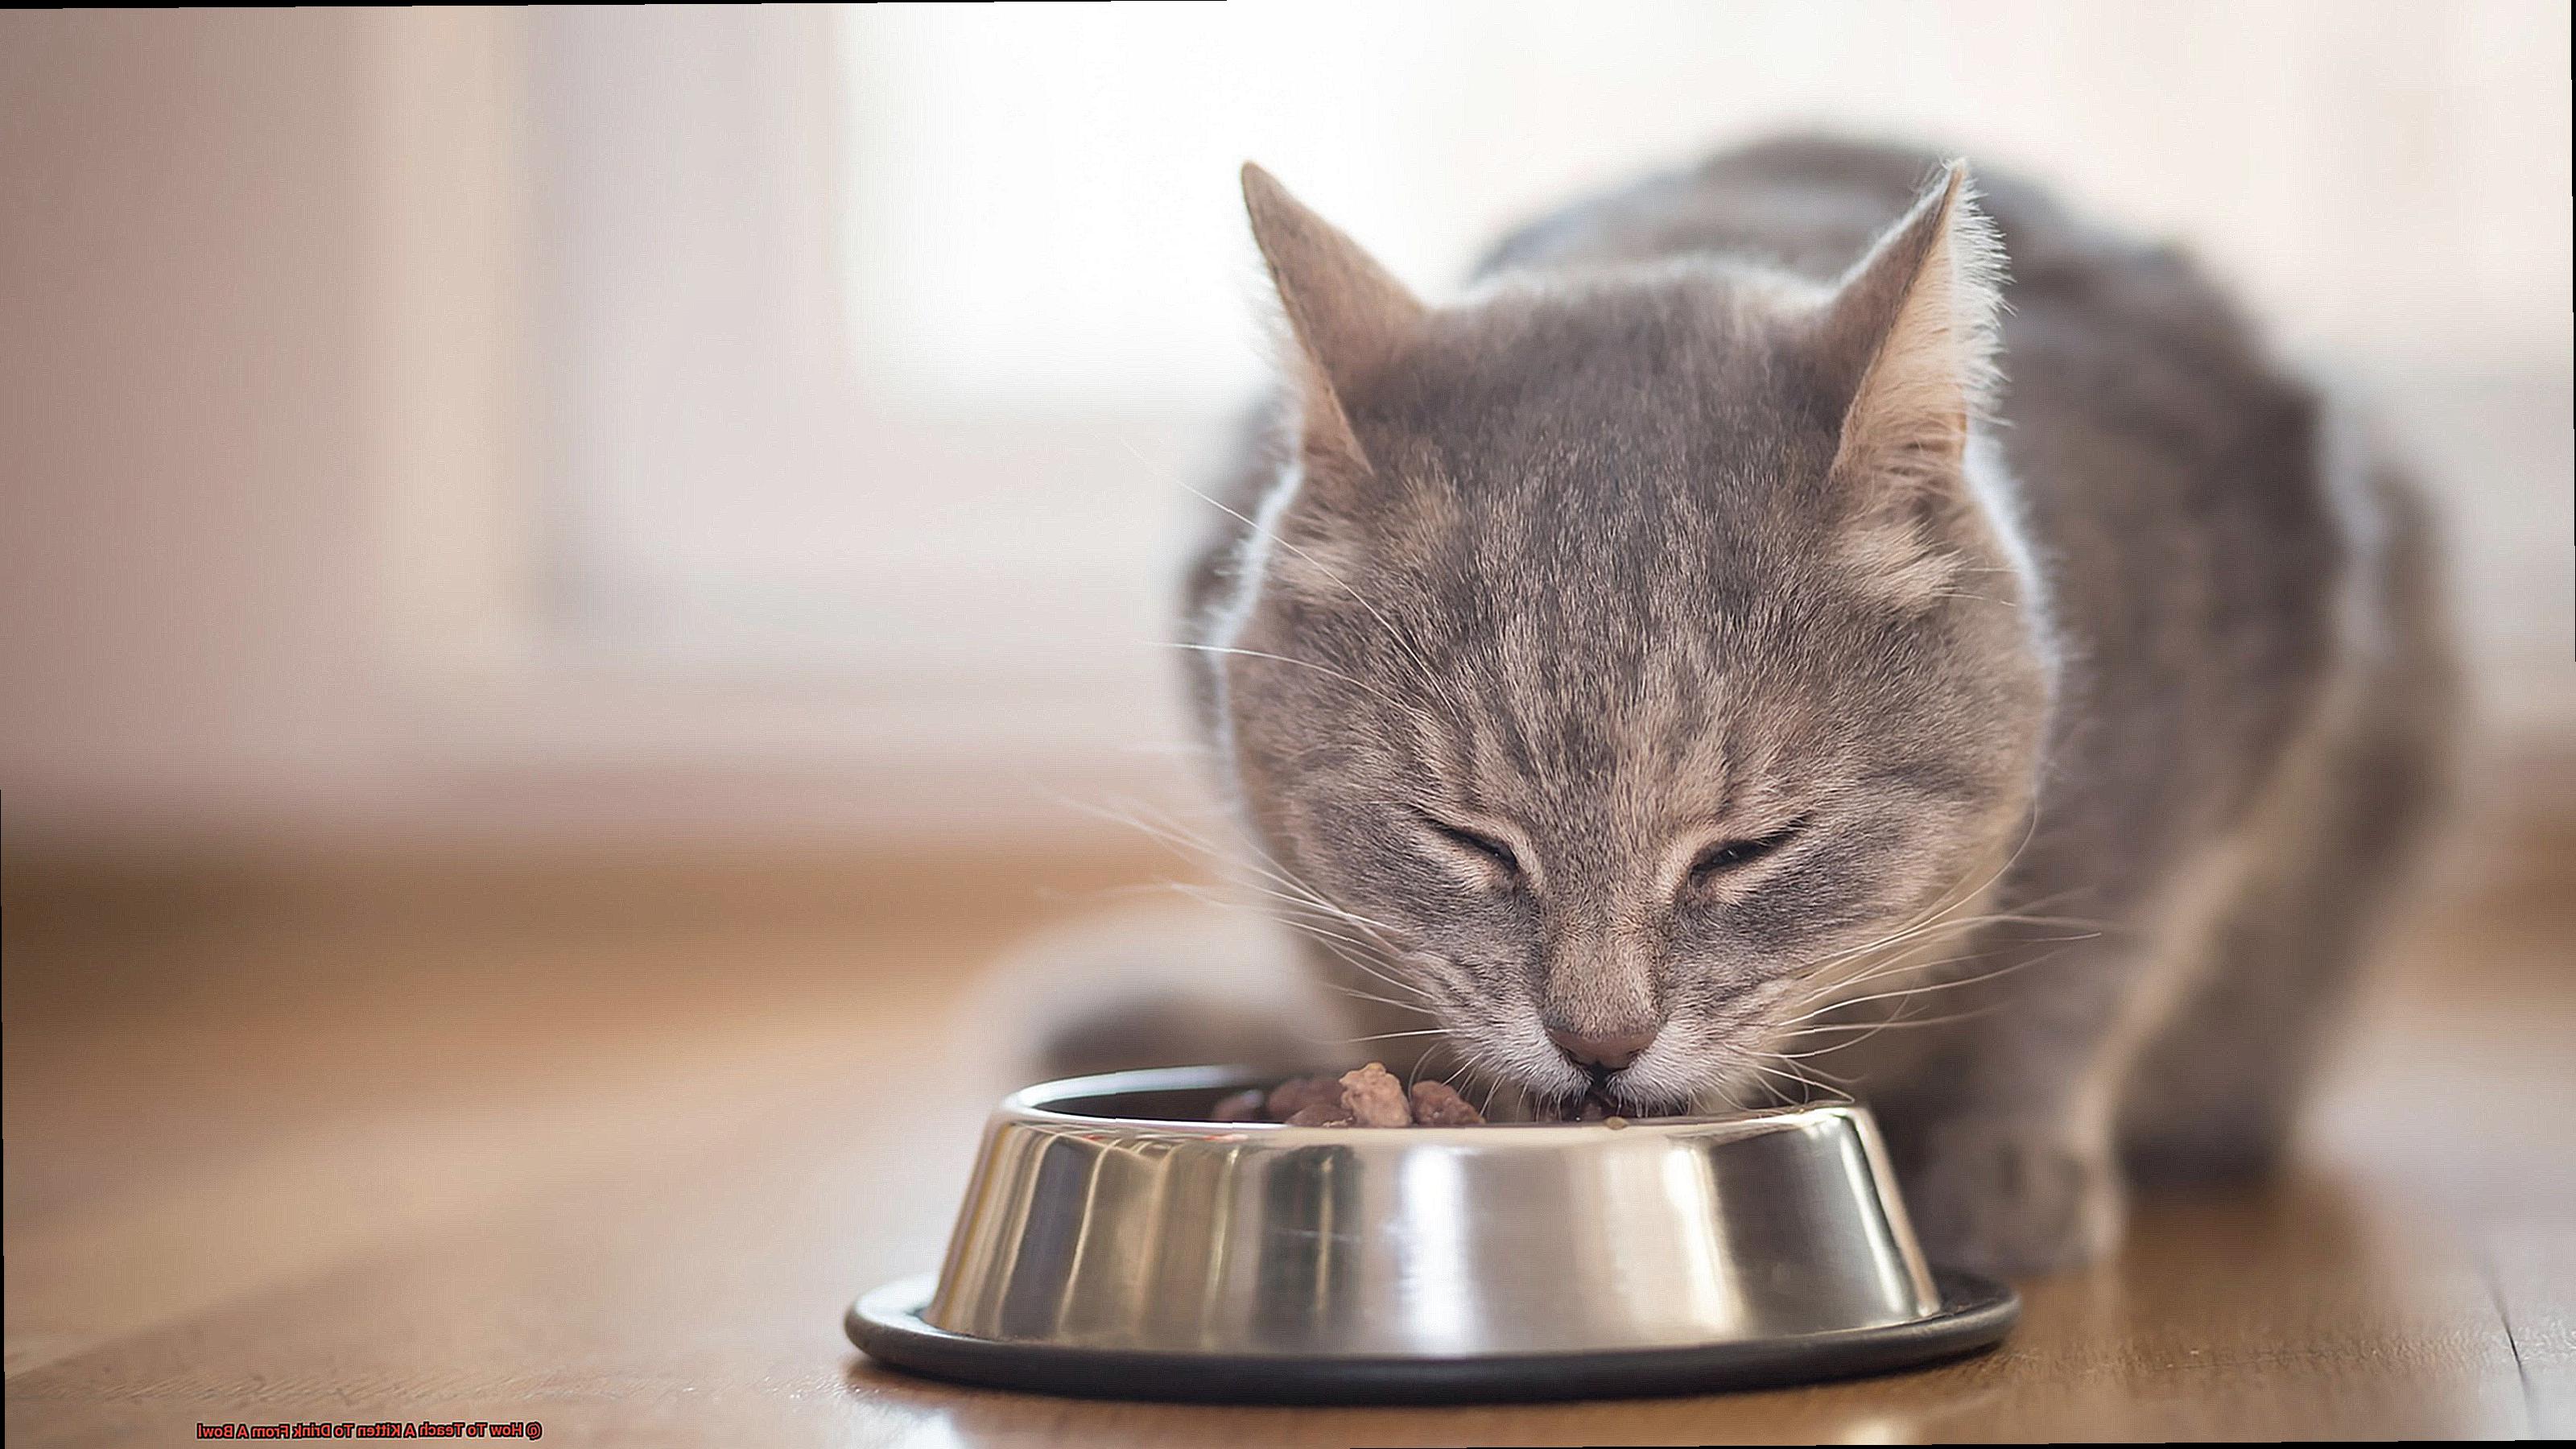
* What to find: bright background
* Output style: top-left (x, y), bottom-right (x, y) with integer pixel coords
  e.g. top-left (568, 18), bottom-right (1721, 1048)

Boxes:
top-left (3, 2), bottom-right (2569, 854)
top-left (5, 14), bottom-right (2574, 1428)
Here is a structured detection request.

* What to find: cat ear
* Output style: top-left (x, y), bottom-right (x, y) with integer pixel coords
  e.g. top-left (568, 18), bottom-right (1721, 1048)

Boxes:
top-left (1820, 161), bottom-right (2006, 500)
top-left (1241, 163), bottom-right (1426, 478)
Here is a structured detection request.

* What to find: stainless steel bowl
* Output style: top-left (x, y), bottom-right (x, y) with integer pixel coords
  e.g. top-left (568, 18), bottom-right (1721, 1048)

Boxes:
top-left (848, 1067), bottom-right (2013, 1402)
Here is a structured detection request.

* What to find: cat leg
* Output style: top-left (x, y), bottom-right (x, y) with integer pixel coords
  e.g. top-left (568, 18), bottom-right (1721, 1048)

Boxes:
top-left (1863, 836), bottom-right (2271, 1278)
top-left (1897, 446), bottom-right (2454, 1269)
top-left (2120, 448), bottom-right (2457, 1183)
top-left (2112, 852), bottom-right (2385, 1185)
top-left (1872, 905), bottom-right (2226, 1278)
top-left (2117, 629), bottom-right (2453, 1180)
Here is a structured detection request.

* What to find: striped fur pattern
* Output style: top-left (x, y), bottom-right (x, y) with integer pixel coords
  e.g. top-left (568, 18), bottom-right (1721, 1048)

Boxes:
top-left (1151, 138), bottom-right (2454, 1274)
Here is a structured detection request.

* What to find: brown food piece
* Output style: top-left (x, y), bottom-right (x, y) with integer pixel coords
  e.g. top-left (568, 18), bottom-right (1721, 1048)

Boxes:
top-left (1222, 1070), bottom-right (1500, 1127)
top-left (1285, 1101), bottom-right (1355, 1127)
top-left (1407, 1080), bottom-right (1485, 1125)
top-left (1339, 1062), bottom-right (1414, 1127)
top-left (1209, 1088), bottom-right (1269, 1123)
top-left (1265, 1074), bottom-right (1344, 1121)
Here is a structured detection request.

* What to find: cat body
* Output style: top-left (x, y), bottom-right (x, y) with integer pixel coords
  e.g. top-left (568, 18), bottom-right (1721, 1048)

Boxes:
top-left (1148, 138), bottom-right (2453, 1274)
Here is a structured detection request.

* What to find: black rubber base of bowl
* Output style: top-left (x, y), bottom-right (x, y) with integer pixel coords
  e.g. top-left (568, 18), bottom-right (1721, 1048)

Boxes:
top-left (846, 1269), bottom-right (2017, 1406)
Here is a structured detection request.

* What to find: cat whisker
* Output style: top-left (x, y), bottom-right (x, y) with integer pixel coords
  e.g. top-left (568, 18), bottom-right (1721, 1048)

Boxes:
top-left (1046, 811), bottom-right (1446, 1021)
top-left (1256, 890), bottom-right (1407, 943)
top-left (1122, 875), bottom-right (1402, 971)
top-left (1777, 941), bottom-right (2019, 1024)
top-left (1175, 816), bottom-right (1414, 939)
top-left (1246, 899), bottom-right (1386, 955)
top-left (1771, 1002), bottom-right (2005, 1041)
top-left (1329, 1027), bottom-right (1456, 1046)
top-left (1790, 929), bottom-right (2017, 1008)
top-left (1290, 929), bottom-right (1430, 999)
top-left (1062, 794), bottom-right (1409, 943)
top-left (1151, 456), bottom-right (1476, 727)
top-left (1796, 890), bottom-right (2103, 976)
top-left (1154, 641), bottom-right (1406, 708)
top-left (1783, 946), bottom-right (2084, 1027)
top-left (1293, 933), bottom-right (1449, 1018)
top-left (1774, 976), bottom-right (1988, 1048)
top-left (1745, 1050), bottom-right (1857, 1093)
top-left (1318, 983), bottom-right (1439, 1018)
top-left (1785, 832), bottom-right (2045, 977)
top-left (1787, 922), bottom-right (2105, 1018)
top-left (1788, 877), bottom-right (2111, 988)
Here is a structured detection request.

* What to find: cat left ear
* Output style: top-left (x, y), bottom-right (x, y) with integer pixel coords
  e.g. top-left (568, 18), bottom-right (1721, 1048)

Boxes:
top-left (1241, 163), bottom-right (1426, 481)
top-left (1819, 161), bottom-right (2006, 499)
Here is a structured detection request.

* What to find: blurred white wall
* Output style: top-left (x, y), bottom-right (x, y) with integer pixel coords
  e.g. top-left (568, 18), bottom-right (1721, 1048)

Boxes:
top-left (2, 4), bottom-right (2569, 852)
top-left (842, 0), bottom-right (2570, 408)
top-left (2, 13), bottom-right (389, 844)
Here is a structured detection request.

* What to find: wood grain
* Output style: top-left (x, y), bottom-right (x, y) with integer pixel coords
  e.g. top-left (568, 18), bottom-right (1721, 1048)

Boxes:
top-left (5, 815), bottom-right (2572, 1444)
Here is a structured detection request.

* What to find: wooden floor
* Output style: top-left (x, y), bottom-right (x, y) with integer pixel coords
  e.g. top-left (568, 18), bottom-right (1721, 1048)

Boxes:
top-left (6, 798), bottom-right (2573, 1444)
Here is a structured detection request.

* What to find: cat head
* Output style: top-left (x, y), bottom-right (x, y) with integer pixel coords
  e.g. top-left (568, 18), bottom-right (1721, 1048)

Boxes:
top-left (1206, 160), bottom-right (2053, 1113)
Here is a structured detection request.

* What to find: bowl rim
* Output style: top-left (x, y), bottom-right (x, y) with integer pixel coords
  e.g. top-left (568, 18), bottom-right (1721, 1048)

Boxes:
top-left (997, 1063), bottom-right (1863, 1140)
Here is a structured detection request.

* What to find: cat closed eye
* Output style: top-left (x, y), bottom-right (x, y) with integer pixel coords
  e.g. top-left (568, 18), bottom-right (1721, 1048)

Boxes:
top-left (1686, 819), bottom-right (1807, 887)
top-left (1424, 819), bottom-right (1525, 879)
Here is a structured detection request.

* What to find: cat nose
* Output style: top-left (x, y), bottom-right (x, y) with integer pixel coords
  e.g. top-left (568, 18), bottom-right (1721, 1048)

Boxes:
top-left (1546, 1025), bottom-right (1658, 1072)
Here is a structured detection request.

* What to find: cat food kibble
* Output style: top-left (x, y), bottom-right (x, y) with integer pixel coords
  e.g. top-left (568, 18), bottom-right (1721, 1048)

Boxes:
top-left (1264, 1074), bottom-right (1345, 1121)
top-left (1219, 1066), bottom-right (1487, 1127)
top-left (1406, 1079), bottom-right (1485, 1125)
top-left (1338, 1063), bottom-right (1414, 1127)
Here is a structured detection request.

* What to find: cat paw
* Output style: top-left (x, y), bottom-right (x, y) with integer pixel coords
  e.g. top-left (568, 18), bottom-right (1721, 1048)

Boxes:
top-left (1905, 1121), bottom-right (2125, 1278)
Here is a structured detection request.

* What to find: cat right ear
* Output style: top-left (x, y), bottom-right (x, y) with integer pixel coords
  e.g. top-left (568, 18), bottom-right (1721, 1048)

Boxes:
top-left (1810, 163), bottom-right (2008, 609)
top-left (1818, 161), bottom-right (2006, 500)
top-left (1241, 163), bottom-right (1426, 481)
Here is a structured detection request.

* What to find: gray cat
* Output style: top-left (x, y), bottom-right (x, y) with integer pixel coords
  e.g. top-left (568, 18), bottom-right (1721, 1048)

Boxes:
top-left (1074, 138), bottom-right (2453, 1276)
